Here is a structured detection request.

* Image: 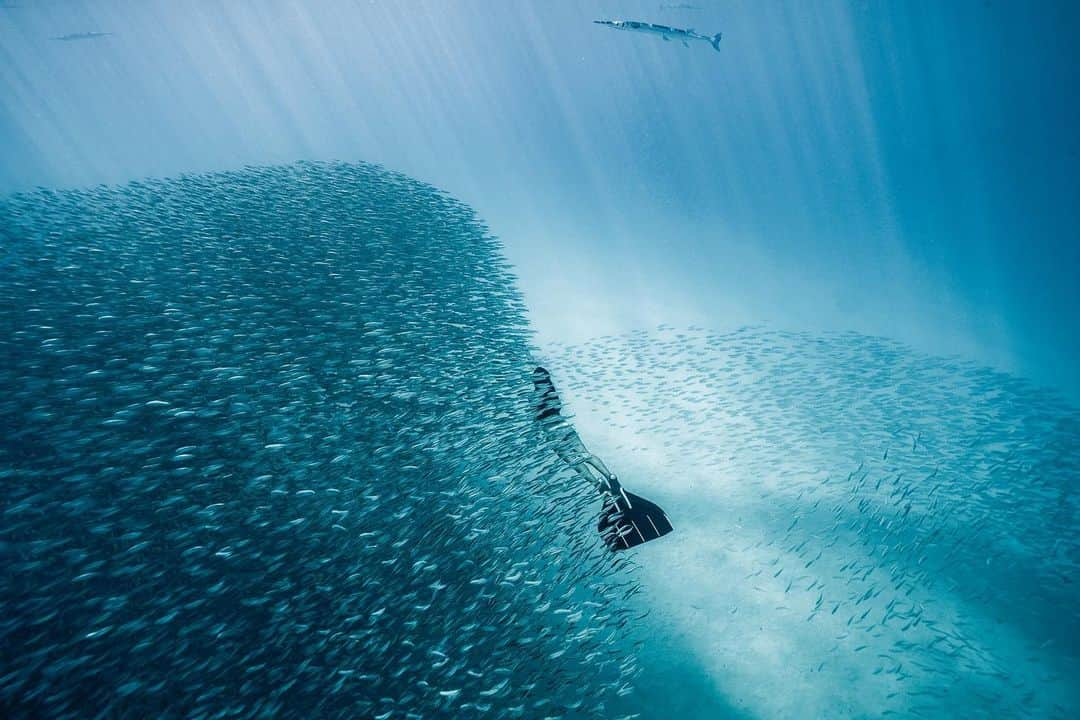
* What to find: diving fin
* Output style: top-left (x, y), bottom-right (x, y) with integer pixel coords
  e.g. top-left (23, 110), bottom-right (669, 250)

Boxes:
top-left (598, 489), bottom-right (673, 551)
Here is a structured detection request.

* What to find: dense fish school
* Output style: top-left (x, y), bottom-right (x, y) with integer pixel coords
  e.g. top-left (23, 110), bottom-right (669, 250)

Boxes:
top-left (1, 160), bottom-right (1076, 720)
top-left (544, 327), bottom-right (1078, 720)
top-left (0, 162), bottom-right (642, 719)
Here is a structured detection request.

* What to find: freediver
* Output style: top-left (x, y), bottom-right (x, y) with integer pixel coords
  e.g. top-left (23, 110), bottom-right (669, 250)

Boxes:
top-left (532, 366), bottom-right (673, 551)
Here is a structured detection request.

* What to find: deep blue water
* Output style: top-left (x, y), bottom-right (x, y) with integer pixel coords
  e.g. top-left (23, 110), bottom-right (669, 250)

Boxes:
top-left (1, 2), bottom-right (1077, 719)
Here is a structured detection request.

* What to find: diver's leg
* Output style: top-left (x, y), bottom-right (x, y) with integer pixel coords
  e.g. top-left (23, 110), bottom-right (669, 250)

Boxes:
top-left (560, 432), bottom-right (619, 494)
top-left (570, 464), bottom-right (604, 493)
top-left (550, 425), bottom-right (589, 465)
top-left (550, 428), bottom-right (608, 494)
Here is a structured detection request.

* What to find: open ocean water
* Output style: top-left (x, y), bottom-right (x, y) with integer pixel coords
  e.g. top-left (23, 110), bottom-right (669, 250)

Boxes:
top-left (1, 2), bottom-right (1077, 719)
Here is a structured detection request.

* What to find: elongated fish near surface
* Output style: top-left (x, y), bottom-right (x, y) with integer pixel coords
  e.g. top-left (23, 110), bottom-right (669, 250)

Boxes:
top-left (594, 19), bottom-right (722, 52)
top-left (53, 31), bottom-right (112, 41)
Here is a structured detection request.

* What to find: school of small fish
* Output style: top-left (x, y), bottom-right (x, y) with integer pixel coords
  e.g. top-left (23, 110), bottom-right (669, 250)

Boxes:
top-left (2, 159), bottom-right (1076, 720)
top-left (0, 162), bottom-right (644, 719)
top-left (543, 326), bottom-right (1078, 719)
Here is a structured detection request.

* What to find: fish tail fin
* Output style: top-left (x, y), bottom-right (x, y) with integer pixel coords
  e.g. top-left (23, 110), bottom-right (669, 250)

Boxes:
top-left (711, 32), bottom-right (722, 51)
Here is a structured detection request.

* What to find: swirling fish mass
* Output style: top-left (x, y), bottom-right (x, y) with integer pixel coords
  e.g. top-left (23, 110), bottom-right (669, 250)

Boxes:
top-left (0, 162), bottom-right (641, 720)
top-left (0, 161), bottom-right (1076, 720)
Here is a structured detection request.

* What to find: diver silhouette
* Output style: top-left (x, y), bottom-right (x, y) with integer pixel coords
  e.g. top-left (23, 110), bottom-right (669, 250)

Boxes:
top-left (532, 366), bottom-right (673, 551)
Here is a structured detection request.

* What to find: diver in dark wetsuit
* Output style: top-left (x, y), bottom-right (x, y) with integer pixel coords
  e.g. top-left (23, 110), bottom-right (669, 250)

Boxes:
top-left (532, 366), bottom-right (673, 551)
top-left (533, 366), bottom-right (621, 495)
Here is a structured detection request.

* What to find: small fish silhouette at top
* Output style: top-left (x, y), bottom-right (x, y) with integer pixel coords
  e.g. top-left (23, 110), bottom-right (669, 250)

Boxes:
top-left (53, 32), bottom-right (112, 42)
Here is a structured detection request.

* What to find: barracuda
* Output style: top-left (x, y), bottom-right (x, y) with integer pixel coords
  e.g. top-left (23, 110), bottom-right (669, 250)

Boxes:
top-left (594, 19), bottom-right (722, 52)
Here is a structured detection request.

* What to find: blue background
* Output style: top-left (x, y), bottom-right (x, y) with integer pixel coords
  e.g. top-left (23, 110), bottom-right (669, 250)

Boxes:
top-left (1, 0), bottom-right (1077, 398)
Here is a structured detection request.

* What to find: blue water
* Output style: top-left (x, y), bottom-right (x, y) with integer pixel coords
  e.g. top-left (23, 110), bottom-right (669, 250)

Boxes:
top-left (3, 0), bottom-right (1078, 399)
top-left (1, 2), bottom-right (1077, 719)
